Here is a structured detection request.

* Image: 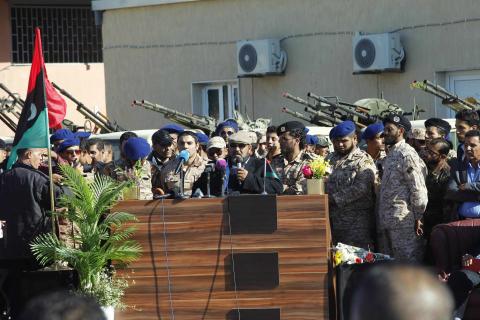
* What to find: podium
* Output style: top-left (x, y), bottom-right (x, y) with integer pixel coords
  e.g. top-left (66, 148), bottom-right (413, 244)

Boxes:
top-left (113, 195), bottom-right (332, 320)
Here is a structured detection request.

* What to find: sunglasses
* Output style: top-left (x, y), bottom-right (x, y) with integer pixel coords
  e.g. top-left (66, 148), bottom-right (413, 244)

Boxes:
top-left (207, 148), bottom-right (223, 155)
top-left (221, 131), bottom-right (235, 136)
top-left (229, 143), bottom-right (247, 149)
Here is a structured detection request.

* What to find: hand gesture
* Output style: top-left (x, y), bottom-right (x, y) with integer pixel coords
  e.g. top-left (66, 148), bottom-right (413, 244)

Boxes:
top-left (237, 168), bottom-right (248, 182)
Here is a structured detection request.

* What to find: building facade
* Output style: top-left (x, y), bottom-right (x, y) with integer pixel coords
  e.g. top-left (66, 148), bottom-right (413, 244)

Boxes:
top-left (94, 0), bottom-right (480, 130)
top-left (0, 0), bottom-right (107, 137)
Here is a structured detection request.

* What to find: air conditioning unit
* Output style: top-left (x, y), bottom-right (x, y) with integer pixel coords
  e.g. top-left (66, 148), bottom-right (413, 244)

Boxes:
top-left (236, 39), bottom-right (287, 77)
top-left (352, 32), bottom-right (405, 74)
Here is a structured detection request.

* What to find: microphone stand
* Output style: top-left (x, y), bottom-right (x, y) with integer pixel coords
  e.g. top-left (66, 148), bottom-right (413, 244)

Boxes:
top-left (177, 165), bottom-right (187, 199)
top-left (261, 158), bottom-right (268, 195)
top-left (203, 165), bottom-right (215, 198)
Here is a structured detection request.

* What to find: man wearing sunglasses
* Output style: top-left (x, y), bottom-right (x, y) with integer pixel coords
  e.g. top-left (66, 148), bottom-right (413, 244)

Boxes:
top-left (214, 119), bottom-right (239, 143)
top-left (55, 138), bottom-right (83, 174)
top-left (222, 130), bottom-right (282, 195)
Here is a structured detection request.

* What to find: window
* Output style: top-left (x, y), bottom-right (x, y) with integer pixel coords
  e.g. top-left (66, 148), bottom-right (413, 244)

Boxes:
top-left (192, 81), bottom-right (239, 121)
top-left (11, 6), bottom-right (103, 63)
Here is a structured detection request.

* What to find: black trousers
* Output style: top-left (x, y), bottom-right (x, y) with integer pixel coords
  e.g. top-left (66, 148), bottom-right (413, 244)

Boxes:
top-left (447, 269), bottom-right (480, 318)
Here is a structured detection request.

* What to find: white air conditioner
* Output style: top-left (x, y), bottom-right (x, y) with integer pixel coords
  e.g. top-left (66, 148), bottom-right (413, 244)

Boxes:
top-left (352, 32), bottom-right (405, 74)
top-left (236, 39), bottom-right (287, 77)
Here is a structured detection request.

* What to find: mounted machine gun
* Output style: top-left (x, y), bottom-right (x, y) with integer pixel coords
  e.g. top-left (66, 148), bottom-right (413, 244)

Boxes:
top-left (53, 82), bottom-right (126, 133)
top-left (282, 92), bottom-right (342, 126)
top-left (410, 79), bottom-right (479, 112)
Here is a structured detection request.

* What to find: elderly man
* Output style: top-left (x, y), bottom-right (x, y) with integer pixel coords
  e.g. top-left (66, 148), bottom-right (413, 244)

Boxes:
top-left (157, 131), bottom-right (207, 197)
top-left (0, 147), bottom-right (65, 316)
top-left (326, 121), bottom-right (377, 248)
top-left (277, 121), bottom-right (317, 195)
top-left (224, 130), bottom-right (282, 194)
top-left (377, 113), bottom-right (428, 262)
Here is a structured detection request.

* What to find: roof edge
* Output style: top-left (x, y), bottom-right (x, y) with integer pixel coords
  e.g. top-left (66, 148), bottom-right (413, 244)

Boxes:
top-left (92, 0), bottom-right (200, 11)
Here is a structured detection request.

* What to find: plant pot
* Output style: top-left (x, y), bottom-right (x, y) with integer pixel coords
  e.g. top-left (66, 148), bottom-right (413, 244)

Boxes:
top-left (101, 305), bottom-right (115, 320)
top-left (306, 178), bottom-right (325, 195)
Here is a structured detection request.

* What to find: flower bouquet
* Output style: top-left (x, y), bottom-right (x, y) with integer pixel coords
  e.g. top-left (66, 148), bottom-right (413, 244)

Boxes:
top-left (332, 242), bottom-right (392, 267)
top-left (302, 158), bottom-right (331, 194)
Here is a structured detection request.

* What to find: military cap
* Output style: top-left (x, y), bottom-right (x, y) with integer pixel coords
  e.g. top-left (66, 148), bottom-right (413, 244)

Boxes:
top-left (57, 138), bottom-right (80, 153)
top-left (229, 130), bottom-right (256, 145)
top-left (207, 136), bottom-right (226, 150)
top-left (0, 139), bottom-right (5, 150)
top-left (361, 122), bottom-right (384, 140)
top-left (383, 113), bottom-right (412, 132)
top-left (124, 137), bottom-right (151, 161)
top-left (276, 121), bottom-right (305, 135)
top-left (306, 134), bottom-right (320, 145)
top-left (50, 128), bottom-right (74, 144)
top-left (407, 128), bottom-right (426, 140)
top-left (195, 132), bottom-right (209, 145)
top-left (329, 120), bottom-right (356, 139)
top-left (215, 119), bottom-right (239, 135)
top-left (152, 129), bottom-right (173, 146)
top-left (160, 124), bottom-right (184, 134)
top-left (74, 131), bottom-right (91, 140)
top-left (424, 118), bottom-right (451, 136)
top-left (317, 136), bottom-right (330, 147)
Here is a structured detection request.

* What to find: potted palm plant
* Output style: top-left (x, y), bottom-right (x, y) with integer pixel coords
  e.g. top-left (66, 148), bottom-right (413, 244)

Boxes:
top-left (30, 165), bottom-right (142, 319)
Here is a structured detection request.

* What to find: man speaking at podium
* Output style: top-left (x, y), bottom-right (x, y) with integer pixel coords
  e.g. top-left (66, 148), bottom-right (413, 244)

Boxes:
top-left (225, 131), bottom-right (282, 195)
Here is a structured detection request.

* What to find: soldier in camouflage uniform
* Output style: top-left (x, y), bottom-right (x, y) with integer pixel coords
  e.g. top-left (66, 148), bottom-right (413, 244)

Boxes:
top-left (377, 114), bottom-right (428, 262)
top-left (327, 121), bottom-right (377, 249)
top-left (276, 121), bottom-right (317, 195)
top-left (149, 129), bottom-right (175, 188)
top-left (116, 137), bottom-right (153, 200)
top-left (156, 131), bottom-right (207, 197)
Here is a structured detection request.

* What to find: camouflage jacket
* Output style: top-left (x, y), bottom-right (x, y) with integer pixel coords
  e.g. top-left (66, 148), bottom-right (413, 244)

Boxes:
top-left (378, 140), bottom-right (428, 229)
top-left (326, 148), bottom-right (377, 234)
top-left (157, 153), bottom-right (207, 197)
top-left (115, 160), bottom-right (153, 200)
top-left (279, 150), bottom-right (318, 195)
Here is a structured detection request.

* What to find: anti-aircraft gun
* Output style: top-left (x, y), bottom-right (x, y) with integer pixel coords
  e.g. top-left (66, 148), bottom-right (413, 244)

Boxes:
top-left (0, 83), bottom-right (24, 132)
top-left (53, 82), bottom-right (126, 133)
top-left (282, 92), bottom-right (342, 126)
top-left (410, 79), bottom-right (479, 112)
top-left (132, 100), bottom-right (218, 134)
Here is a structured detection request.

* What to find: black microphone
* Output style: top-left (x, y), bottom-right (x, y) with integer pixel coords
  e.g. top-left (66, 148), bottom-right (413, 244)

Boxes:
top-left (174, 150), bottom-right (190, 174)
top-left (234, 155), bottom-right (243, 169)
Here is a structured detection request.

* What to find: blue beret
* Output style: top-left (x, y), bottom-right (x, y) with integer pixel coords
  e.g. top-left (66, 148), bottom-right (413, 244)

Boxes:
top-left (124, 137), bottom-right (151, 161)
top-left (74, 131), bottom-right (91, 140)
top-left (57, 138), bottom-right (80, 153)
top-left (50, 128), bottom-right (74, 144)
top-left (195, 132), bottom-right (209, 145)
top-left (306, 135), bottom-right (319, 145)
top-left (361, 122), bottom-right (384, 140)
top-left (215, 119), bottom-right (239, 135)
top-left (329, 121), bottom-right (356, 139)
top-left (160, 124), bottom-right (184, 134)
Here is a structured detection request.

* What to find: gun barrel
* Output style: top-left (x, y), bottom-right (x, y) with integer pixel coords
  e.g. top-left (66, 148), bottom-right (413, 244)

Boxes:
top-left (0, 83), bottom-right (25, 106)
top-left (281, 106), bottom-right (328, 126)
top-left (0, 110), bottom-right (17, 132)
top-left (282, 92), bottom-right (319, 110)
top-left (133, 100), bottom-right (217, 133)
top-left (412, 80), bottom-right (477, 111)
top-left (308, 92), bottom-right (375, 123)
top-left (53, 82), bottom-right (116, 133)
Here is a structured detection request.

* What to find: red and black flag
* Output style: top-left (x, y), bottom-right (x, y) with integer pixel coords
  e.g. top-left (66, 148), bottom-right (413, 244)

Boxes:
top-left (7, 27), bottom-right (66, 169)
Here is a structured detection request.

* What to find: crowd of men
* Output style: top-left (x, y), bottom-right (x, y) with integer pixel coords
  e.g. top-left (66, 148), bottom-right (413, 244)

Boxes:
top-left (2, 109), bottom-right (480, 318)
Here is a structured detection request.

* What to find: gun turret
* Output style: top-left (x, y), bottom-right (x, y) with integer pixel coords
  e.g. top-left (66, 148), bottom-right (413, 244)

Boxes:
top-left (411, 80), bottom-right (479, 112)
top-left (52, 82), bottom-right (125, 133)
top-left (282, 92), bottom-right (343, 126)
top-left (132, 100), bottom-right (218, 134)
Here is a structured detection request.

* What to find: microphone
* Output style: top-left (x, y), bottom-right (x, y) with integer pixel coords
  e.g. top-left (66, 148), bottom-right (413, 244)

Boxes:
top-left (215, 158), bottom-right (227, 172)
top-left (234, 155), bottom-right (243, 169)
top-left (174, 150), bottom-right (190, 174)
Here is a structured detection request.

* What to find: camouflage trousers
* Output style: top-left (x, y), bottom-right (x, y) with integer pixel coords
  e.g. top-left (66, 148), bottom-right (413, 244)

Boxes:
top-left (377, 227), bottom-right (425, 262)
top-left (332, 227), bottom-right (375, 251)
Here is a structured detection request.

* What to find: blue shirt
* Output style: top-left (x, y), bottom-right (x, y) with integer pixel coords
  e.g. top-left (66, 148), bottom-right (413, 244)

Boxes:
top-left (459, 162), bottom-right (480, 218)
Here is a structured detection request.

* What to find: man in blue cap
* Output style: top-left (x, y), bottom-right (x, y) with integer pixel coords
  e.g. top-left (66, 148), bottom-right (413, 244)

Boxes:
top-left (326, 120), bottom-right (377, 249)
top-left (195, 132), bottom-right (209, 160)
top-left (119, 137), bottom-right (152, 200)
top-left (215, 119), bottom-right (239, 143)
top-left (377, 113), bottom-right (427, 262)
top-left (305, 134), bottom-right (319, 154)
top-left (362, 122), bottom-right (386, 171)
top-left (50, 128), bottom-right (74, 149)
top-left (55, 138), bottom-right (83, 175)
top-left (160, 124), bottom-right (184, 153)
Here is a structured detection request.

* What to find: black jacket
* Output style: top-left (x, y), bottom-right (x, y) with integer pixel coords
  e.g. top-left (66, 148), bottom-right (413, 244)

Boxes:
top-left (0, 163), bottom-right (63, 261)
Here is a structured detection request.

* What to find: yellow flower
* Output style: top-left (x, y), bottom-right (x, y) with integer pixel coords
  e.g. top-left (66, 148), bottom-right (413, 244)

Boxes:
top-left (308, 158), bottom-right (331, 179)
top-left (334, 250), bottom-right (343, 266)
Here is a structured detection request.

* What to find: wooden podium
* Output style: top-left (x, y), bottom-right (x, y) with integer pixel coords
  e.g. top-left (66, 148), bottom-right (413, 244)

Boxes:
top-left (113, 195), bottom-right (331, 320)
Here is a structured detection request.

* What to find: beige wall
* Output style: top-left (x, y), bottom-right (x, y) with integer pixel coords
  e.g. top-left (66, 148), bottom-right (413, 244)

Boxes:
top-left (0, 63), bottom-right (107, 137)
top-left (101, 0), bottom-right (480, 130)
